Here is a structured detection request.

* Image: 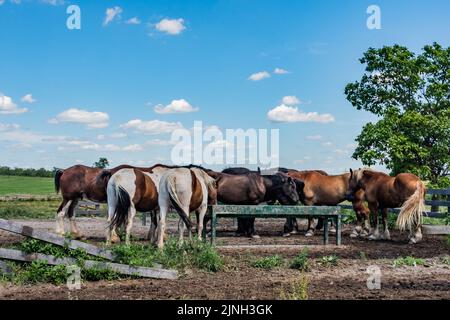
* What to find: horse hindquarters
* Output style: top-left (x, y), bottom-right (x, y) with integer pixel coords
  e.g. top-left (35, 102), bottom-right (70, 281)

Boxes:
top-left (397, 181), bottom-right (425, 244)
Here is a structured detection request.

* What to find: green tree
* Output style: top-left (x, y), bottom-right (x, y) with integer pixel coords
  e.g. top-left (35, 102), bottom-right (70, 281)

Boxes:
top-left (93, 157), bottom-right (109, 169)
top-left (345, 43), bottom-right (450, 186)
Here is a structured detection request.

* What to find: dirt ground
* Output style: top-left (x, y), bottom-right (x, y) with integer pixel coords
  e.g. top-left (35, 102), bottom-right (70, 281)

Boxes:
top-left (0, 216), bottom-right (449, 300)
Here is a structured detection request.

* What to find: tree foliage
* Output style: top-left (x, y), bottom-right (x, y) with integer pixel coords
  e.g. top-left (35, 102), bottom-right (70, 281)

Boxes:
top-left (345, 43), bottom-right (449, 185)
top-left (93, 157), bottom-right (109, 169)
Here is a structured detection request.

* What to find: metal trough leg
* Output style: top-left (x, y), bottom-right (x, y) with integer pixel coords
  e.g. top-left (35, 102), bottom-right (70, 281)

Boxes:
top-left (335, 215), bottom-right (341, 245)
top-left (323, 218), bottom-right (329, 245)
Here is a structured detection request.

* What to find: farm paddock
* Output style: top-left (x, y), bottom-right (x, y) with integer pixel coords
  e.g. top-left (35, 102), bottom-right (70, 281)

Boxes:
top-left (0, 216), bottom-right (448, 300)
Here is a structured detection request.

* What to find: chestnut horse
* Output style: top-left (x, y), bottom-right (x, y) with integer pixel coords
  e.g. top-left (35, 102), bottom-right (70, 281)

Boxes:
top-left (346, 168), bottom-right (425, 244)
top-left (156, 167), bottom-right (217, 249)
top-left (54, 164), bottom-right (151, 238)
top-left (284, 170), bottom-right (370, 237)
top-left (207, 170), bottom-right (300, 237)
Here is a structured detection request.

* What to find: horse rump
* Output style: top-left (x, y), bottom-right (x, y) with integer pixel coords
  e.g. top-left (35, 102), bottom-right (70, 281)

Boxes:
top-left (397, 181), bottom-right (426, 231)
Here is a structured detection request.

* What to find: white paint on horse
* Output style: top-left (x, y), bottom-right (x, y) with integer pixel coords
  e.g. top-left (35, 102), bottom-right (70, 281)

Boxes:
top-left (55, 200), bottom-right (72, 236)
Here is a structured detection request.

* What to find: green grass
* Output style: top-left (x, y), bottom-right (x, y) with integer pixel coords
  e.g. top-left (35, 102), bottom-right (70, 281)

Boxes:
top-left (393, 256), bottom-right (426, 267)
top-left (1, 238), bottom-right (224, 285)
top-left (290, 249), bottom-right (309, 271)
top-left (0, 199), bottom-right (60, 219)
top-left (251, 255), bottom-right (284, 270)
top-left (0, 175), bottom-right (55, 196)
top-left (318, 255), bottom-right (339, 267)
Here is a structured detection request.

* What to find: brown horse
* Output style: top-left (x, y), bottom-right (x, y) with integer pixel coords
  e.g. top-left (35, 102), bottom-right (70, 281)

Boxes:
top-left (208, 170), bottom-right (300, 237)
top-left (54, 164), bottom-right (151, 238)
top-left (284, 170), bottom-right (370, 237)
top-left (346, 168), bottom-right (425, 244)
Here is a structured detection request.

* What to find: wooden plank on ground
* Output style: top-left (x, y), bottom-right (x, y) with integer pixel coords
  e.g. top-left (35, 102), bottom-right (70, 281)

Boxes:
top-left (0, 248), bottom-right (178, 280)
top-left (0, 218), bottom-right (115, 261)
top-left (422, 225), bottom-right (450, 235)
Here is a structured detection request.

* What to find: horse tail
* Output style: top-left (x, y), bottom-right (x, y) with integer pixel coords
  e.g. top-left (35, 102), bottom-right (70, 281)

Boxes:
top-left (166, 175), bottom-right (194, 229)
top-left (396, 181), bottom-right (426, 231)
top-left (54, 169), bottom-right (64, 193)
top-left (110, 184), bottom-right (131, 230)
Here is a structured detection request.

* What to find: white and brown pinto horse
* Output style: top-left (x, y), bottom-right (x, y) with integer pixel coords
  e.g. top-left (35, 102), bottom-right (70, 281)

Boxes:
top-left (347, 169), bottom-right (426, 244)
top-left (156, 167), bottom-right (217, 249)
top-left (106, 167), bottom-right (161, 245)
top-left (54, 164), bottom-right (151, 238)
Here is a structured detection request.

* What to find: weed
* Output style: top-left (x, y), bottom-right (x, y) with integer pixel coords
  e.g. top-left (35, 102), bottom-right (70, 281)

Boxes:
top-left (290, 249), bottom-right (309, 271)
top-left (318, 255), bottom-right (339, 267)
top-left (251, 255), bottom-right (284, 270)
top-left (279, 274), bottom-right (309, 300)
top-left (393, 256), bottom-right (425, 267)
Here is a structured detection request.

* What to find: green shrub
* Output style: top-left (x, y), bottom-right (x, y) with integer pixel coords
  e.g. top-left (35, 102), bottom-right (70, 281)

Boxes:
top-left (393, 256), bottom-right (425, 267)
top-left (318, 255), bottom-right (339, 267)
top-left (12, 260), bottom-right (67, 285)
top-left (290, 249), bottom-right (309, 271)
top-left (279, 274), bottom-right (309, 300)
top-left (251, 255), bottom-right (284, 270)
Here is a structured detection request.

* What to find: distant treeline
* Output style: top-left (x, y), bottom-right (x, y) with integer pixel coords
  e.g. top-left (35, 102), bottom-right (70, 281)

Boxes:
top-left (0, 166), bottom-right (56, 178)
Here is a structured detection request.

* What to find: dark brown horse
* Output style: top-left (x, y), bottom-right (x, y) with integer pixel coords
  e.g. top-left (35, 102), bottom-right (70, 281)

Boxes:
top-left (284, 170), bottom-right (370, 237)
top-left (346, 168), bottom-right (425, 244)
top-left (208, 169), bottom-right (300, 237)
top-left (54, 164), bottom-right (152, 238)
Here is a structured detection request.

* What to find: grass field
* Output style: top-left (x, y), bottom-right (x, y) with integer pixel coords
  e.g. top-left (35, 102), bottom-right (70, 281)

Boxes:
top-left (0, 175), bottom-right (54, 196)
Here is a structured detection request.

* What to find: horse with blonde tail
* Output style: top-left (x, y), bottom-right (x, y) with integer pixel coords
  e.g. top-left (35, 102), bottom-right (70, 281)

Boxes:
top-left (346, 168), bottom-right (425, 244)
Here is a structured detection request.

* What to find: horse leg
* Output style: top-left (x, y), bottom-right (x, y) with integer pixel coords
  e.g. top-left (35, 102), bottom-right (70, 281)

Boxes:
top-left (283, 218), bottom-right (296, 237)
top-left (55, 199), bottom-right (71, 236)
top-left (380, 208), bottom-right (391, 240)
top-left (362, 208), bottom-right (371, 237)
top-left (125, 205), bottom-right (136, 245)
top-left (157, 204), bottom-right (168, 249)
top-left (409, 223), bottom-right (423, 244)
top-left (350, 209), bottom-right (364, 238)
top-left (305, 217), bottom-right (315, 237)
top-left (368, 203), bottom-right (380, 240)
top-left (249, 218), bottom-right (259, 239)
top-left (148, 210), bottom-right (158, 245)
top-left (67, 199), bottom-right (83, 239)
top-left (197, 206), bottom-right (207, 241)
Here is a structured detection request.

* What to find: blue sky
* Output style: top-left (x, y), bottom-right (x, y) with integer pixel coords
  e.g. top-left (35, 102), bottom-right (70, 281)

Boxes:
top-left (0, 0), bottom-right (449, 173)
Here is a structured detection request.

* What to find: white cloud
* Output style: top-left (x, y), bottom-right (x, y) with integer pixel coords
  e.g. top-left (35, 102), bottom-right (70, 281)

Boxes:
top-left (122, 144), bottom-right (143, 152)
top-left (322, 141), bottom-right (333, 147)
top-left (155, 18), bottom-right (186, 35)
top-left (0, 123), bottom-right (20, 131)
top-left (0, 93), bottom-right (28, 114)
top-left (50, 108), bottom-right (110, 129)
top-left (145, 139), bottom-right (174, 146)
top-left (21, 94), bottom-right (36, 103)
top-left (274, 68), bottom-right (289, 74)
top-left (103, 6), bottom-right (122, 26)
top-left (97, 132), bottom-right (127, 140)
top-left (154, 99), bottom-right (198, 114)
top-left (267, 105), bottom-right (335, 123)
top-left (121, 119), bottom-right (183, 135)
top-left (248, 71), bottom-right (270, 81)
top-left (281, 95), bottom-right (300, 106)
top-left (40, 0), bottom-right (65, 5)
top-left (306, 135), bottom-right (322, 140)
top-left (126, 17), bottom-right (141, 25)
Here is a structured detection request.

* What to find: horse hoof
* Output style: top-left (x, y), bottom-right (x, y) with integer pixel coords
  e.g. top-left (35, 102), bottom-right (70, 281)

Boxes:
top-left (329, 227), bottom-right (336, 234)
top-left (290, 230), bottom-right (298, 235)
top-left (305, 230), bottom-right (314, 237)
top-left (349, 232), bottom-right (358, 238)
top-left (282, 233), bottom-right (291, 238)
top-left (111, 237), bottom-right (121, 244)
top-left (251, 234), bottom-right (261, 239)
top-left (368, 234), bottom-right (378, 240)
